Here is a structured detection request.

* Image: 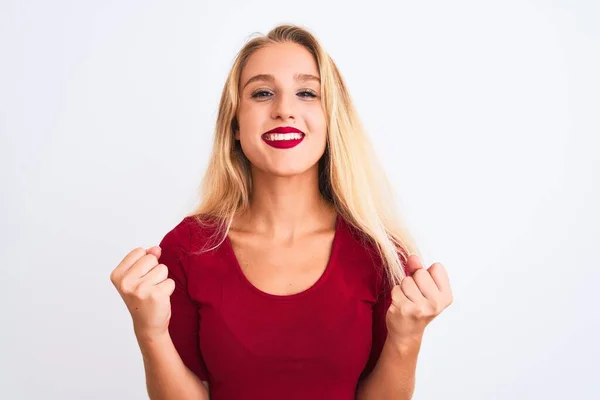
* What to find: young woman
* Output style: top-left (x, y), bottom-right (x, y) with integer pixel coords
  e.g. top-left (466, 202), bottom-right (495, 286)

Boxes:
top-left (110, 24), bottom-right (453, 400)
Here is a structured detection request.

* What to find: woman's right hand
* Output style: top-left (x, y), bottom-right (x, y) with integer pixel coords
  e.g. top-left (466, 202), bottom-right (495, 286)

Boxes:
top-left (110, 246), bottom-right (176, 341)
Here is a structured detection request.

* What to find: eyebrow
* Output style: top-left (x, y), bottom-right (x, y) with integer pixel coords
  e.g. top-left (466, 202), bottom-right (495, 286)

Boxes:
top-left (242, 73), bottom-right (321, 90)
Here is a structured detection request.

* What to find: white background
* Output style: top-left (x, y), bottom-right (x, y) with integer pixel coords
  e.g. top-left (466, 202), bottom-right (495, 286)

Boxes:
top-left (1, 0), bottom-right (599, 399)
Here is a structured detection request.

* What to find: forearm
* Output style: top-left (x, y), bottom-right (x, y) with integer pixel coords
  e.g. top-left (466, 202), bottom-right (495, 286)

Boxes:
top-left (356, 334), bottom-right (422, 400)
top-left (137, 333), bottom-right (209, 400)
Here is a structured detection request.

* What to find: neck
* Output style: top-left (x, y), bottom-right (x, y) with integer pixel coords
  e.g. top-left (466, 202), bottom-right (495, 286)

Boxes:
top-left (237, 165), bottom-right (336, 239)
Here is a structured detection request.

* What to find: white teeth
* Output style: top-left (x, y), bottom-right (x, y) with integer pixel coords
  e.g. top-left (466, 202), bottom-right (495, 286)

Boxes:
top-left (263, 132), bottom-right (303, 141)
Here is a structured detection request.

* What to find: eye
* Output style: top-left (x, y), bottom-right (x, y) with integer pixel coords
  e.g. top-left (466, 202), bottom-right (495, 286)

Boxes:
top-left (298, 90), bottom-right (318, 98)
top-left (250, 89), bottom-right (318, 100)
top-left (251, 90), bottom-right (273, 99)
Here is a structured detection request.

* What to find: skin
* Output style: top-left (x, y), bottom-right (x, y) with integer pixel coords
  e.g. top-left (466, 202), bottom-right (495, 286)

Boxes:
top-left (229, 41), bottom-right (337, 295)
top-left (110, 246), bottom-right (210, 399)
top-left (235, 41), bottom-right (328, 179)
top-left (356, 255), bottom-right (453, 399)
top-left (110, 41), bottom-right (452, 399)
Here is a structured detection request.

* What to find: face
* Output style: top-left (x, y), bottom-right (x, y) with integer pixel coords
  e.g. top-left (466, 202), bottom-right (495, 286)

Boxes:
top-left (236, 42), bottom-right (327, 177)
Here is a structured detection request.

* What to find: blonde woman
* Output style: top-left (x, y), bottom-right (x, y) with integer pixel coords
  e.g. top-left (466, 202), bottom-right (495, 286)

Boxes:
top-left (110, 24), bottom-right (453, 400)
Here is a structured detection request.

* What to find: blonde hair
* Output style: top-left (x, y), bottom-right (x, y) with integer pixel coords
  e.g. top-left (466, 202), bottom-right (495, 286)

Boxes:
top-left (189, 24), bottom-right (421, 286)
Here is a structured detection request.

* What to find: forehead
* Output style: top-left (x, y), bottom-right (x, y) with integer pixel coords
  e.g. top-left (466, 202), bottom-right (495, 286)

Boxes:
top-left (240, 42), bottom-right (320, 84)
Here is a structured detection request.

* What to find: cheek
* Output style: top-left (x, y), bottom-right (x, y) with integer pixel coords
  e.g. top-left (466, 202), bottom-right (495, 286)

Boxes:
top-left (237, 129), bottom-right (264, 160)
top-left (235, 108), bottom-right (256, 141)
top-left (238, 133), bottom-right (259, 155)
top-left (309, 113), bottom-right (328, 145)
top-left (237, 106), bottom-right (267, 134)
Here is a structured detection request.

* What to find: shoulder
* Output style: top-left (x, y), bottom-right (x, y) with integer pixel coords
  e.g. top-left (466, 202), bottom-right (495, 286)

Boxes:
top-left (160, 214), bottom-right (225, 253)
top-left (337, 216), bottom-right (382, 262)
top-left (337, 216), bottom-right (402, 293)
top-left (336, 217), bottom-right (387, 290)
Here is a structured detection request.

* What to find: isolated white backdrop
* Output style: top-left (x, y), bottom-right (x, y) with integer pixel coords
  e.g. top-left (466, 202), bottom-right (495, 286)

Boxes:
top-left (1, 0), bottom-right (598, 399)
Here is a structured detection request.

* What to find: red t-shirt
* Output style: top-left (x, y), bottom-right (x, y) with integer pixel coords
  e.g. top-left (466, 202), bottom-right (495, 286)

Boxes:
top-left (158, 215), bottom-right (400, 400)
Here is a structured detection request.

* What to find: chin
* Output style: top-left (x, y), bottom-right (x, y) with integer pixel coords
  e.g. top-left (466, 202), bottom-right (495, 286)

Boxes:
top-left (251, 160), bottom-right (319, 178)
top-left (265, 165), bottom-right (313, 178)
top-left (246, 149), bottom-right (323, 178)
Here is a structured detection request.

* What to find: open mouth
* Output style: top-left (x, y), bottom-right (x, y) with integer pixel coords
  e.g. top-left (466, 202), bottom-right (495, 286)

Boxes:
top-left (262, 132), bottom-right (304, 141)
top-left (261, 132), bottom-right (305, 149)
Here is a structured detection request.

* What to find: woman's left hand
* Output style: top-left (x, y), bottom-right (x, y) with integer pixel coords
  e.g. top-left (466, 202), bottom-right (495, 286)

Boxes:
top-left (386, 254), bottom-right (453, 344)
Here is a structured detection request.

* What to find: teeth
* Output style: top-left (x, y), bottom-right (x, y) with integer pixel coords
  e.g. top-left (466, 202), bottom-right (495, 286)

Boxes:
top-left (264, 132), bottom-right (303, 141)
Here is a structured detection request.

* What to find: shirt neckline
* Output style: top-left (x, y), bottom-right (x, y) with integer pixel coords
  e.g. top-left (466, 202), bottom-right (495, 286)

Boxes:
top-left (223, 215), bottom-right (342, 300)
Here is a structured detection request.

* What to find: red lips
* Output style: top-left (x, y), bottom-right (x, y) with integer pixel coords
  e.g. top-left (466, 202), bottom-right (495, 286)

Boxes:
top-left (261, 126), bottom-right (305, 149)
top-left (263, 126), bottom-right (305, 135)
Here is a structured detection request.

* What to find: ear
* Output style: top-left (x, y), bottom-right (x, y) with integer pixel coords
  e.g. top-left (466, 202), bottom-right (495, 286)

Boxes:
top-left (234, 130), bottom-right (240, 140)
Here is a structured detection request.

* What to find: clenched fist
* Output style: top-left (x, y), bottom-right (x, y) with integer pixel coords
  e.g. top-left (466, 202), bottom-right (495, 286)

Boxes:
top-left (386, 254), bottom-right (453, 343)
top-left (110, 246), bottom-right (175, 340)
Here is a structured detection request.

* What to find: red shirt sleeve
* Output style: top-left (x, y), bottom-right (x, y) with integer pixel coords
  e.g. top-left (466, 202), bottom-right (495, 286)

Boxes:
top-left (359, 260), bottom-right (409, 382)
top-left (358, 270), bottom-right (392, 381)
top-left (158, 219), bottom-right (209, 381)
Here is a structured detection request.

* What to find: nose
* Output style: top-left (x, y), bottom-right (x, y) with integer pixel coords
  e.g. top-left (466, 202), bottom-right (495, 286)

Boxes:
top-left (271, 92), bottom-right (295, 121)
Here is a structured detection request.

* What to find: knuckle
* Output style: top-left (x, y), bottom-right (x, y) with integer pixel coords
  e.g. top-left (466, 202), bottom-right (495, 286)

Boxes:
top-left (414, 269), bottom-right (426, 278)
top-left (157, 264), bottom-right (168, 274)
top-left (403, 303), bottom-right (417, 317)
top-left (119, 280), bottom-right (133, 294)
top-left (130, 247), bottom-right (146, 259)
top-left (149, 288), bottom-right (164, 300)
top-left (166, 278), bottom-right (176, 289)
top-left (134, 287), bottom-right (149, 300)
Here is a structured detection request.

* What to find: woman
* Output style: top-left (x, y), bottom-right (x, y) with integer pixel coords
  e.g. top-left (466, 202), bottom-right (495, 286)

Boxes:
top-left (110, 24), bottom-right (453, 400)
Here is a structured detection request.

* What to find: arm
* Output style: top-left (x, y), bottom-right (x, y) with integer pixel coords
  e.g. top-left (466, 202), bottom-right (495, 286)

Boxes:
top-left (140, 218), bottom-right (212, 399)
top-left (355, 334), bottom-right (422, 400)
top-left (358, 254), bottom-right (453, 399)
top-left (138, 332), bottom-right (210, 400)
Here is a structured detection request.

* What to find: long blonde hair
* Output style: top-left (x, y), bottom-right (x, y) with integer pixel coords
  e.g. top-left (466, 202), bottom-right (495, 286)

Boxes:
top-left (189, 24), bottom-right (421, 286)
